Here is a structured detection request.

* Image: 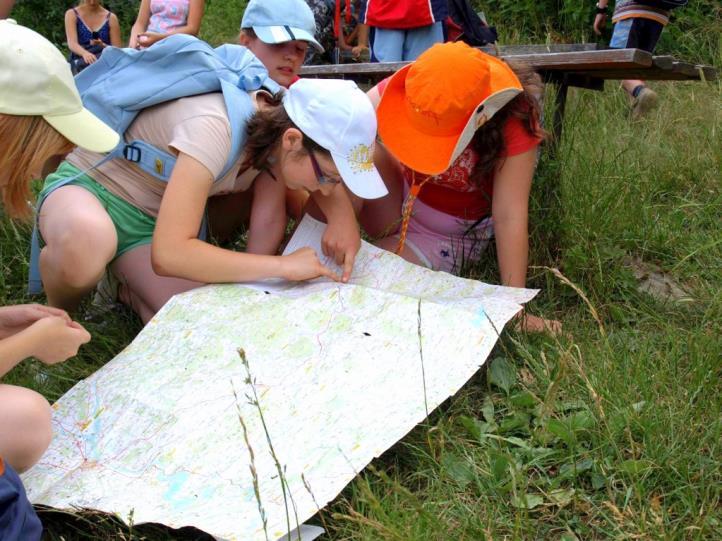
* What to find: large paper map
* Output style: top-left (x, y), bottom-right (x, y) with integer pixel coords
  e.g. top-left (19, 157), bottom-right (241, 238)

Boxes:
top-left (23, 216), bottom-right (537, 540)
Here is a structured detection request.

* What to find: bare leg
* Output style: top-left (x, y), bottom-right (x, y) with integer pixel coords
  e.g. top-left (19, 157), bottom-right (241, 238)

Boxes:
top-left (0, 384), bottom-right (52, 473)
top-left (622, 79), bottom-right (645, 96)
top-left (112, 244), bottom-right (203, 324)
top-left (623, 79), bottom-right (657, 119)
top-left (39, 186), bottom-right (117, 312)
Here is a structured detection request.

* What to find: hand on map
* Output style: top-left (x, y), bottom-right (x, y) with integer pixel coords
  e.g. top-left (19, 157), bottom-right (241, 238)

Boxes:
top-left (0, 304), bottom-right (71, 339)
top-left (281, 247), bottom-right (341, 282)
top-left (321, 213), bottom-right (361, 282)
top-left (25, 316), bottom-right (91, 365)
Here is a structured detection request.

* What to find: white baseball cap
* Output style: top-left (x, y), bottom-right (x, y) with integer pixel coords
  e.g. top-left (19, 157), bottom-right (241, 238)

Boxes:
top-left (241, 0), bottom-right (324, 53)
top-left (0, 20), bottom-right (119, 153)
top-left (283, 79), bottom-right (388, 200)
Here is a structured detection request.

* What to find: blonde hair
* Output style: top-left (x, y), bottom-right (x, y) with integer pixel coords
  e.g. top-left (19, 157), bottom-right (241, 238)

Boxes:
top-left (0, 114), bottom-right (73, 221)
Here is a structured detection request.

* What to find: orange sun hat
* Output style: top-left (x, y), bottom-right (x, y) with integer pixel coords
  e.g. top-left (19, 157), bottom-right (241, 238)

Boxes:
top-left (377, 41), bottom-right (523, 175)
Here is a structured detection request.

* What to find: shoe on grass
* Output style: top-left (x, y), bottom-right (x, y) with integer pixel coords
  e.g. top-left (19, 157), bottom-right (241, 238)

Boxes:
top-left (632, 86), bottom-right (658, 120)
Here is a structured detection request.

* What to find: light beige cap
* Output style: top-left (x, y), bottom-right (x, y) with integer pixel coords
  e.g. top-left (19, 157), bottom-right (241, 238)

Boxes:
top-left (0, 19), bottom-right (119, 153)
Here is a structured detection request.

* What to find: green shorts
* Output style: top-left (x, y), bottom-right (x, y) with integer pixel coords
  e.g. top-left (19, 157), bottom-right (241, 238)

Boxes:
top-left (37, 162), bottom-right (157, 259)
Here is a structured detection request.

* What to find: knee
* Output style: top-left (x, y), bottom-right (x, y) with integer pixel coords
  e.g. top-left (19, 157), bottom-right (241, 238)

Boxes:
top-left (0, 389), bottom-right (52, 473)
top-left (43, 224), bottom-right (114, 288)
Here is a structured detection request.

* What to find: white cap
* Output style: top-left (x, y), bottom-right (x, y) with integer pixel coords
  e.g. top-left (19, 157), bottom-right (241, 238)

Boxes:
top-left (283, 79), bottom-right (388, 200)
top-left (241, 0), bottom-right (324, 53)
top-left (0, 20), bottom-right (119, 153)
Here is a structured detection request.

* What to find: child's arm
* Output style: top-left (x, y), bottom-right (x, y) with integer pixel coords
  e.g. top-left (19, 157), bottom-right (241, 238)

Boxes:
top-left (152, 153), bottom-right (339, 282)
top-left (309, 184), bottom-right (361, 282)
top-left (108, 13), bottom-right (122, 47)
top-left (492, 148), bottom-right (561, 334)
top-left (246, 170), bottom-right (288, 255)
top-left (170, 0), bottom-right (205, 36)
top-left (0, 0), bottom-right (14, 19)
top-left (352, 23), bottom-right (370, 58)
top-left (492, 149), bottom-right (534, 289)
top-left (593, 0), bottom-right (609, 35)
top-left (0, 316), bottom-right (90, 378)
top-left (129, 0), bottom-right (151, 48)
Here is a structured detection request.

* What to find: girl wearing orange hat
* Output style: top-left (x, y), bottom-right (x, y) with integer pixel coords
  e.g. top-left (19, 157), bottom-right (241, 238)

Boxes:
top-left (359, 41), bottom-right (561, 334)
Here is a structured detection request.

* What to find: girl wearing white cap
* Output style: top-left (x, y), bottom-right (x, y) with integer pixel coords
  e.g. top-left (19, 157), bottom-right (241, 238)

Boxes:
top-left (36, 76), bottom-right (386, 324)
top-left (0, 20), bottom-right (106, 538)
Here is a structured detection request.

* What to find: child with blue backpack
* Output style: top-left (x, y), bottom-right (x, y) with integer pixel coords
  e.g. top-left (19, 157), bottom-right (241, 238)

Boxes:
top-left (34, 32), bottom-right (386, 323)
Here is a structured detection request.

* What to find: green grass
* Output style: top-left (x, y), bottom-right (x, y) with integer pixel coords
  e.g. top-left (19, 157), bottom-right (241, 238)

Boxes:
top-left (1, 18), bottom-right (721, 541)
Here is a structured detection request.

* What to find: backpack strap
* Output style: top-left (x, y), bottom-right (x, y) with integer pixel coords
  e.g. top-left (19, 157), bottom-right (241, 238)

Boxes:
top-left (117, 141), bottom-right (177, 181)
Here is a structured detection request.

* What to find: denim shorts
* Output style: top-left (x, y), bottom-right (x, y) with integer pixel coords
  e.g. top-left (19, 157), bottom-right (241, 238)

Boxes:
top-left (610, 17), bottom-right (664, 52)
top-left (0, 457), bottom-right (42, 541)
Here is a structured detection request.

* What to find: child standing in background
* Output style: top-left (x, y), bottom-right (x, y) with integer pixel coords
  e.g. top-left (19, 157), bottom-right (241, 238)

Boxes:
top-left (355, 0), bottom-right (447, 62)
top-left (593, 0), bottom-right (672, 118)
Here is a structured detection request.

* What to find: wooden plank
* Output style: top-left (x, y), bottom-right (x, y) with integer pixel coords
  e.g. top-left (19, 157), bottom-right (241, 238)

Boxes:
top-left (669, 62), bottom-right (717, 81)
top-left (510, 49), bottom-right (653, 71)
top-left (671, 61), bottom-right (698, 77)
top-left (562, 67), bottom-right (714, 81)
top-left (652, 55), bottom-right (674, 70)
top-left (300, 49), bottom-right (650, 79)
top-left (696, 65), bottom-right (717, 81)
top-left (479, 43), bottom-right (600, 55)
top-left (299, 48), bottom-right (716, 86)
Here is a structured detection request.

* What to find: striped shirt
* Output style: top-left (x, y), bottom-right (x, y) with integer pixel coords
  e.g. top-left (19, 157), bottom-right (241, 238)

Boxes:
top-left (613, 1), bottom-right (670, 25)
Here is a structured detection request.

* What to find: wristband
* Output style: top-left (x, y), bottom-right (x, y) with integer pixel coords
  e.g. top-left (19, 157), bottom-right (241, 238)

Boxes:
top-left (595, 3), bottom-right (609, 13)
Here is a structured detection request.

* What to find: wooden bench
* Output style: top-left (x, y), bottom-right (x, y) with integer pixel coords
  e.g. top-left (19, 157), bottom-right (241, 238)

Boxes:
top-left (300, 45), bottom-right (716, 146)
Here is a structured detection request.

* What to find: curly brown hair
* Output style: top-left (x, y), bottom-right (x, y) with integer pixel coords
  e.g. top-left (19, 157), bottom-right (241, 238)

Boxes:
top-left (242, 91), bottom-right (329, 172)
top-left (469, 60), bottom-right (546, 186)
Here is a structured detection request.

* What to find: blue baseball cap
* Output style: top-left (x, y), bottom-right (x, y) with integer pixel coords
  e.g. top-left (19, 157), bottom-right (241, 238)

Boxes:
top-left (241, 0), bottom-right (324, 53)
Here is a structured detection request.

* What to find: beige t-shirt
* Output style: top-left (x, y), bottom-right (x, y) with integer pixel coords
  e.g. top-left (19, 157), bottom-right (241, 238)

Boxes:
top-left (68, 92), bottom-right (261, 217)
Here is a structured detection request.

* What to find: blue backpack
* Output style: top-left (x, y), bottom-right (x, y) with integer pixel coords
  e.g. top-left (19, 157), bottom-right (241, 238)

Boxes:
top-left (29, 35), bottom-right (281, 294)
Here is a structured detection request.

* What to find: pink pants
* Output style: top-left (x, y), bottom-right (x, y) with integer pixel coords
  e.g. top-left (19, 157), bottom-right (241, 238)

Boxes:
top-left (393, 184), bottom-right (494, 274)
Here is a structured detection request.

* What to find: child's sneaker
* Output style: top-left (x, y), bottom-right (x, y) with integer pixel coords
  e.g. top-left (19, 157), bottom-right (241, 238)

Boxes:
top-left (86, 270), bottom-right (121, 321)
top-left (631, 86), bottom-right (658, 120)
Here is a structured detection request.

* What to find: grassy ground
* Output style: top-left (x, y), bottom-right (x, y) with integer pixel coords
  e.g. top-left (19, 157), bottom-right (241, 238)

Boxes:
top-left (1, 5), bottom-right (721, 538)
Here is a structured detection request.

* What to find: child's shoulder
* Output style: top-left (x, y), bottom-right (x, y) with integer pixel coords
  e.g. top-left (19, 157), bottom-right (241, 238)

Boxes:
top-left (136, 93), bottom-right (233, 135)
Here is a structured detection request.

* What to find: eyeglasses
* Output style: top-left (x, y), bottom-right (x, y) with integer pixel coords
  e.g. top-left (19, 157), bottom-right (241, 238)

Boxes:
top-left (309, 151), bottom-right (342, 186)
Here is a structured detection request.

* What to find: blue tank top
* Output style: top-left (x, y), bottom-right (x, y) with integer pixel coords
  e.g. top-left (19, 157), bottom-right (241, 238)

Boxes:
top-left (73, 7), bottom-right (111, 50)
